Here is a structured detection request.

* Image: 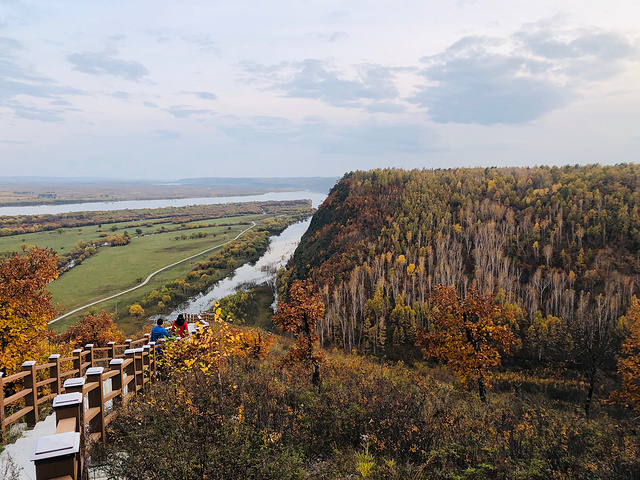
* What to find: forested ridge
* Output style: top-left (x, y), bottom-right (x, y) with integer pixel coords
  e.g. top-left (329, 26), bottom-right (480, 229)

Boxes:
top-left (282, 164), bottom-right (640, 406)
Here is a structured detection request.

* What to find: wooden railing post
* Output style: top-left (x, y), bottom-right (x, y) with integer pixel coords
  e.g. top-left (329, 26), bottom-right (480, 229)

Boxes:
top-left (52, 392), bottom-right (83, 435)
top-left (22, 360), bottom-right (38, 427)
top-left (124, 349), bottom-right (136, 397)
top-left (63, 377), bottom-right (85, 396)
top-left (109, 359), bottom-right (125, 406)
top-left (48, 354), bottom-right (62, 398)
top-left (134, 348), bottom-right (144, 392)
top-left (125, 339), bottom-right (132, 349)
top-left (144, 333), bottom-right (150, 345)
top-left (72, 349), bottom-right (82, 377)
top-left (148, 342), bottom-right (157, 379)
top-left (142, 345), bottom-right (151, 388)
top-left (0, 372), bottom-right (5, 444)
top-left (50, 391), bottom-right (84, 480)
top-left (62, 378), bottom-right (86, 453)
top-left (31, 431), bottom-right (80, 480)
top-left (107, 341), bottom-right (116, 360)
top-left (86, 367), bottom-right (105, 443)
top-left (85, 344), bottom-right (95, 368)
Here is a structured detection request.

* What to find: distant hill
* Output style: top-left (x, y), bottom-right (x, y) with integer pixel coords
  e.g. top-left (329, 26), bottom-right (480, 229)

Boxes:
top-left (177, 176), bottom-right (339, 193)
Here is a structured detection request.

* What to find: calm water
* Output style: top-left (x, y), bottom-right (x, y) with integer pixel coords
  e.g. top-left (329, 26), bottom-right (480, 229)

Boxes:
top-left (165, 218), bottom-right (311, 317)
top-left (0, 190), bottom-right (327, 216)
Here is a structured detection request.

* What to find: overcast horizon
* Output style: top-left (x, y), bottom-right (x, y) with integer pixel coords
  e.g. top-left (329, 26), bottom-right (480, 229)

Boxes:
top-left (1, 1), bottom-right (639, 179)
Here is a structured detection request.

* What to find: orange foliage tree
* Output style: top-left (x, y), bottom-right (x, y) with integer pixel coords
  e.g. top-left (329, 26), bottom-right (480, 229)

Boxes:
top-left (0, 247), bottom-right (59, 375)
top-left (416, 285), bottom-right (517, 401)
top-left (55, 310), bottom-right (125, 349)
top-left (273, 279), bottom-right (325, 364)
top-left (609, 296), bottom-right (640, 412)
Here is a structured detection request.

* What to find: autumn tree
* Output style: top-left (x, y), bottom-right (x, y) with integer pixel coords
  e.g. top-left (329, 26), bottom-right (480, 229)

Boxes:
top-left (0, 247), bottom-right (59, 375)
top-left (55, 310), bottom-right (125, 349)
top-left (273, 279), bottom-right (325, 364)
top-left (129, 304), bottom-right (145, 316)
top-left (161, 307), bottom-right (273, 374)
top-left (416, 285), bottom-right (517, 401)
top-left (609, 296), bottom-right (640, 412)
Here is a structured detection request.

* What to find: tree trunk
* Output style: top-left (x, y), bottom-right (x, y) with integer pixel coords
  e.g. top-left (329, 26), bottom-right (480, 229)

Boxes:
top-left (584, 367), bottom-right (597, 418)
top-left (478, 375), bottom-right (487, 402)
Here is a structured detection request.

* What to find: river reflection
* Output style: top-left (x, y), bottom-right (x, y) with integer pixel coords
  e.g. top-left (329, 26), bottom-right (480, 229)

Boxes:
top-left (166, 218), bottom-right (310, 316)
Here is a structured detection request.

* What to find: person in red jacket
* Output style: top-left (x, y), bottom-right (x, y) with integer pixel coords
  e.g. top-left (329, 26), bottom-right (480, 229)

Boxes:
top-left (170, 313), bottom-right (189, 337)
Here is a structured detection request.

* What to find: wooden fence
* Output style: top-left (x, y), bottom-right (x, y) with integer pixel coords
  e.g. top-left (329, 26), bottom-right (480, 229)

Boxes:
top-left (1, 312), bottom-right (217, 480)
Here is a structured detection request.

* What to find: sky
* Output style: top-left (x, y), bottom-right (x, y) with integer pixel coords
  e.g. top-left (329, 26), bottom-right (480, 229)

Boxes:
top-left (1, 0), bottom-right (639, 180)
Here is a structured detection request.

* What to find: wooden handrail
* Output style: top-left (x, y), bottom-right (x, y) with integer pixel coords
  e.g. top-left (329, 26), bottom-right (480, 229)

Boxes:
top-left (35, 362), bottom-right (55, 371)
top-left (4, 387), bottom-right (32, 405)
top-left (4, 317), bottom-right (208, 480)
top-left (3, 370), bottom-right (30, 383)
top-left (5, 406), bottom-right (33, 426)
top-left (36, 377), bottom-right (57, 389)
top-left (60, 369), bottom-right (80, 379)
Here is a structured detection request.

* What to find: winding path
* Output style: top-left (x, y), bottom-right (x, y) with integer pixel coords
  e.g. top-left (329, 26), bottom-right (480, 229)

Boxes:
top-left (49, 221), bottom-right (256, 325)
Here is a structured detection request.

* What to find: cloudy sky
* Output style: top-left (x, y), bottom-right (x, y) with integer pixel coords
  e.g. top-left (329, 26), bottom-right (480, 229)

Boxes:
top-left (1, 0), bottom-right (639, 180)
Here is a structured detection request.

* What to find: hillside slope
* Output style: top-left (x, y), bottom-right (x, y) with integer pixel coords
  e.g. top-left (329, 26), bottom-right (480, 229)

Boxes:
top-left (283, 165), bottom-right (640, 368)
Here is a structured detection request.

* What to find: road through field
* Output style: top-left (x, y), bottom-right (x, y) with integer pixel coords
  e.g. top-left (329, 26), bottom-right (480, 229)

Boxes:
top-left (49, 221), bottom-right (256, 325)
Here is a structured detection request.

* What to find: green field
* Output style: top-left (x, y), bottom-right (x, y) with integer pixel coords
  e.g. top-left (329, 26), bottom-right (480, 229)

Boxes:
top-left (1, 213), bottom-right (276, 333)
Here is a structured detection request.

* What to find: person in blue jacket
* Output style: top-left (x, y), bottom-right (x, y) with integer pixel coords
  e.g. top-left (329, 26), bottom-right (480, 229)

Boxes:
top-left (150, 318), bottom-right (170, 343)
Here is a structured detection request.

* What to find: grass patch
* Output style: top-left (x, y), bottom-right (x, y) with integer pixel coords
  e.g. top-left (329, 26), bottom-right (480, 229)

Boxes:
top-left (47, 217), bottom-right (273, 333)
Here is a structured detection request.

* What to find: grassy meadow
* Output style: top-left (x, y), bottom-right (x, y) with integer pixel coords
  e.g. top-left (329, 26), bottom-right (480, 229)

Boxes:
top-left (2, 212), bottom-right (275, 332)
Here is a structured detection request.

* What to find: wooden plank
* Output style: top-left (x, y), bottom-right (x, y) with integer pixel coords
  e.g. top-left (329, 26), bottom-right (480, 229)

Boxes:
top-left (2, 371), bottom-right (30, 383)
top-left (3, 406), bottom-right (32, 426)
top-left (55, 417), bottom-right (76, 434)
top-left (104, 411), bottom-right (114, 425)
top-left (82, 382), bottom-right (99, 394)
top-left (60, 369), bottom-right (79, 379)
top-left (36, 377), bottom-right (57, 388)
top-left (4, 387), bottom-right (31, 405)
top-left (37, 392), bottom-right (56, 405)
top-left (85, 407), bottom-right (100, 423)
top-left (102, 370), bottom-right (119, 380)
top-left (35, 362), bottom-right (55, 371)
top-left (103, 390), bottom-right (120, 403)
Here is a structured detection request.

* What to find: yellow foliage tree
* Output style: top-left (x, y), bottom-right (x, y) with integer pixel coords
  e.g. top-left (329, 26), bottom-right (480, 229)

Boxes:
top-left (129, 304), bottom-right (144, 316)
top-left (0, 248), bottom-right (59, 375)
top-left (161, 308), bottom-right (273, 375)
top-left (273, 279), bottom-right (325, 364)
top-left (416, 285), bottom-right (518, 401)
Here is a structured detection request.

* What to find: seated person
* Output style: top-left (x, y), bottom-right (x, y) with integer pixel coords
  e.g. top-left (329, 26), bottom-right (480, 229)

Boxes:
top-left (170, 313), bottom-right (189, 337)
top-left (150, 318), bottom-right (170, 343)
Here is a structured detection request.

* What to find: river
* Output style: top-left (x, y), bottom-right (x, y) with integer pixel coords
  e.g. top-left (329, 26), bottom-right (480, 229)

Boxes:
top-left (167, 218), bottom-right (311, 317)
top-left (0, 190), bottom-right (327, 216)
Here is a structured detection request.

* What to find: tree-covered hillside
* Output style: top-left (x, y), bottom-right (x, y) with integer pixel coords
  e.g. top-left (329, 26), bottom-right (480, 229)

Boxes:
top-left (281, 165), bottom-right (640, 400)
